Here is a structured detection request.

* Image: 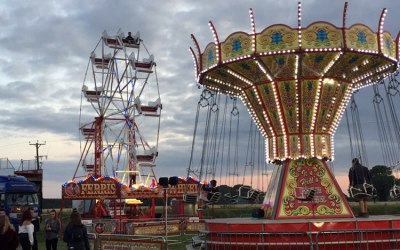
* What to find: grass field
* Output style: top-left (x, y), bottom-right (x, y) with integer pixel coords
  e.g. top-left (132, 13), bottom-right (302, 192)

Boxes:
top-left (23, 201), bottom-right (400, 250)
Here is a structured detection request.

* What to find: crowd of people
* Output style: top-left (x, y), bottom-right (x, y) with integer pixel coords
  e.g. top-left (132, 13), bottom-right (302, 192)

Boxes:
top-left (0, 208), bottom-right (89, 250)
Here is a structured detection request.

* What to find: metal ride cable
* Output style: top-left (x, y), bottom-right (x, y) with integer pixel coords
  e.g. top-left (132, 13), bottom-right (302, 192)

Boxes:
top-left (345, 105), bottom-right (355, 159)
top-left (205, 94), bottom-right (220, 181)
top-left (233, 99), bottom-right (240, 186)
top-left (373, 83), bottom-right (398, 168)
top-left (187, 89), bottom-right (209, 180)
top-left (217, 96), bottom-right (228, 183)
top-left (242, 119), bottom-right (254, 186)
top-left (350, 95), bottom-right (369, 166)
top-left (384, 74), bottom-right (400, 160)
top-left (227, 99), bottom-right (240, 186)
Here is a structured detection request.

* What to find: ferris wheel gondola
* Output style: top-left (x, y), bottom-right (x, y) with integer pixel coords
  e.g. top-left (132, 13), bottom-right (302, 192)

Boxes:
top-left (77, 29), bottom-right (162, 189)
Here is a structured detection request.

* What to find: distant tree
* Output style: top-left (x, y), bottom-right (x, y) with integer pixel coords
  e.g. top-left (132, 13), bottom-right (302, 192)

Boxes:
top-left (370, 165), bottom-right (395, 201)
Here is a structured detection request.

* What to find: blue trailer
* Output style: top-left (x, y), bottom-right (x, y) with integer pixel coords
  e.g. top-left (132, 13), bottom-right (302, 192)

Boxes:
top-left (0, 175), bottom-right (41, 226)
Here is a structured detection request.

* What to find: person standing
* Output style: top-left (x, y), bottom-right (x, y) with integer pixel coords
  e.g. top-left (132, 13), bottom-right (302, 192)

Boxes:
top-left (198, 179), bottom-right (219, 209)
top-left (18, 210), bottom-right (34, 250)
top-left (63, 211), bottom-right (90, 250)
top-left (0, 215), bottom-right (19, 250)
top-left (45, 210), bottom-right (61, 250)
top-left (349, 158), bottom-right (372, 217)
top-left (29, 207), bottom-right (40, 250)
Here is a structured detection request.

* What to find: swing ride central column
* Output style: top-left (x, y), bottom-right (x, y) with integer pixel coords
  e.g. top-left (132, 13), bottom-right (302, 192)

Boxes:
top-left (190, 3), bottom-right (399, 219)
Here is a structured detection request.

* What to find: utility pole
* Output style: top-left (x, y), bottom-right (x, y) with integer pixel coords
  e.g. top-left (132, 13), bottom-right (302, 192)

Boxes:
top-left (29, 141), bottom-right (46, 170)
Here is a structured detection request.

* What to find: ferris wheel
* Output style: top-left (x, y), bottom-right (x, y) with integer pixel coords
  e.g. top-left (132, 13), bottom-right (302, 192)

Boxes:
top-left (77, 29), bottom-right (161, 188)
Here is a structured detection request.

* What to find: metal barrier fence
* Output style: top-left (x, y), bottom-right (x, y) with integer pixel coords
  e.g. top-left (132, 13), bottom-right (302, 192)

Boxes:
top-left (202, 228), bottom-right (400, 250)
top-left (315, 229), bottom-right (400, 250)
top-left (96, 234), bottom-right (167, 250)
top-left (204, 231), bottom-right (313, 250)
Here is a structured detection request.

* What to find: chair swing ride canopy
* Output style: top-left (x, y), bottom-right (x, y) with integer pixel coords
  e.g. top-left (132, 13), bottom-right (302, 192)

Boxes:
top-left (190, 3), bottom-right (399, 162)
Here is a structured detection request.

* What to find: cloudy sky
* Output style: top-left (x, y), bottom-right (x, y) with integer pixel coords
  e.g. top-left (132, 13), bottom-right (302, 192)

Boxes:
top-left (0, 0), bottom-right (399, 198)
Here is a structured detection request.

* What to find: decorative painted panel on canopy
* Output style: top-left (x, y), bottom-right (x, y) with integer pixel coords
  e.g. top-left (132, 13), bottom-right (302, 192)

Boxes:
top-left (277, 80), bottom-right (298, 134)
top-left (314, 79), bottom-right (342, 134)
top-left (300, 80), bottom-right (319, 134)
top-left (202, 43), bottom-right (218, 70)
top-left (221, 32), bottom-right (252, 62)
top-left (302, 22), bottom-right (343, 50)
top-left (257, 83), bottom-right (285, 136)
top-left (325, 52), bottom-right (393, 83)
top-left (346, 24), bottom-right (378, 52)
top-left (382, 31), bottom-right (396, 59)
top-left (256, 25), bottom-right (298, 52)
top-left (301, 52), bottom-right (340, 78)
top-left (259, 54), bottom-right (297, 80)
top-left (226, 58), bottom-right (268, 83)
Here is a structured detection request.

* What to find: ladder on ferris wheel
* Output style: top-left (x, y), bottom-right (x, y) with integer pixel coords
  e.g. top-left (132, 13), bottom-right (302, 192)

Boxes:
top-left (134, 97), bottom-right (162, 117)
top-left (84, 164), bottom-right (95, 174)
top-left (102, 31), bottom-right (141, 49)
top-left (81, 127), bottom-right (95, 139)
top-left (129, 52), bottom-right (154, 73)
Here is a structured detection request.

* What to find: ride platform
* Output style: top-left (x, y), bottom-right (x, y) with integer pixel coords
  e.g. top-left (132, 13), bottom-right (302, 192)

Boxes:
top-left (202, 215), bottom-right (400, 249)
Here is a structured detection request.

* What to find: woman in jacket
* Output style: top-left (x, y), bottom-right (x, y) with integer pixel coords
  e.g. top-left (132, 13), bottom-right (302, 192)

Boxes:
top-left (18, 209), bottom-right (34, 250)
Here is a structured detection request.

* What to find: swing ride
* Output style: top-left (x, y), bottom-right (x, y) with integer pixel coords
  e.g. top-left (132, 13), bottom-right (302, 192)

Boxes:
top-left (188, 2), bottom-right (400, 249)
top-left (190, 2), bottom-right (399, 220)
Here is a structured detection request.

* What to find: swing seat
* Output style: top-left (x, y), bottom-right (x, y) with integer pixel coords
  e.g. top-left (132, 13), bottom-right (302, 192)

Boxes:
top-left (238, 185), bottom-right (261, 203)
top-left (207, 192), bottom-right (221, 205)
top-left (390, 185), bottom-right (400, 199)
top-left (349, 183), bottom-right (375, 198)
top-left (224, 193), bottom-right (239, 203)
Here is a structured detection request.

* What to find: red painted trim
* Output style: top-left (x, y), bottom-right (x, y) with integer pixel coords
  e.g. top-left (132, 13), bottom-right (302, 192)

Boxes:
top-left (209, 21), bottom-right (222, 64)
top-left (272, 81), bottom-right (290, 157)
top-left (378, 8), bottom-right (387, 54)
top-left (342, 2), bottom-right (348, 49)
top-left (189, 47), bottom-right (199, 75)
top-left (191, 34), bottom-right (202, 72)
top-left (94, 117), bottom-right (103, 177)
top-left (396, 32), bottom-right (400, 60)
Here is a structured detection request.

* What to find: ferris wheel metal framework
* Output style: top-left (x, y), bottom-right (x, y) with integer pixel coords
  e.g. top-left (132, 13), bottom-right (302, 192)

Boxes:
top-left (76, 30), bottom-right (162, 189)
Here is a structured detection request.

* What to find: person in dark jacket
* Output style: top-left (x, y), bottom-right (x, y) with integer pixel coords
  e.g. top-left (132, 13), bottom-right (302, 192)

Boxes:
top-left (29, 207), bottom-right (40, 250)
top-left (349, 158), bottom-right (372, 217)
top-left (63, 211), bottom-right (90, 250)
top-left (0, 215), bottom-right (19, 250)
top-left (45, 209), bottom-right (60, 250)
